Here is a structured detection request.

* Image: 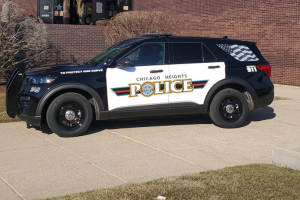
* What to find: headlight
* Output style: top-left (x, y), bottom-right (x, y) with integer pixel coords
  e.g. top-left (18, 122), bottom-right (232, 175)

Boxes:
top-left (28, 76), bottom-right (57, 84)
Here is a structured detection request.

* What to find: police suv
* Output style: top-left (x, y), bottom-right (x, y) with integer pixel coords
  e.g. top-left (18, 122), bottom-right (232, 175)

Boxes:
top-left (6, 33), bottom-right (274, 137)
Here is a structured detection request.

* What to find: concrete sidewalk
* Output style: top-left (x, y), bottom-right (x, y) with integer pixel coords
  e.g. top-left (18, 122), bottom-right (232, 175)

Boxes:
top-left (0, 84), bottom-right (300, 200)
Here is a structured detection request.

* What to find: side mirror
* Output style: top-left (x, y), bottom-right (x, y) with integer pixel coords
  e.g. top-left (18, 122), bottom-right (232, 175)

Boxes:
top-left (117, 58), bottom-right (132, 67)
top-left (104, 57), bottom-right (114, 66)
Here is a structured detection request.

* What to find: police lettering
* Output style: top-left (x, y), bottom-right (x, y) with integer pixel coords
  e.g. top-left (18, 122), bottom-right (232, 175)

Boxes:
top-left (129, 79), bottom-right (194, 97)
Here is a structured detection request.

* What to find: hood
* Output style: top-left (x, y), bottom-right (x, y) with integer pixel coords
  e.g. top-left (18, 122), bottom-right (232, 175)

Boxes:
top-left (25, 63), bottom-right (103, 76)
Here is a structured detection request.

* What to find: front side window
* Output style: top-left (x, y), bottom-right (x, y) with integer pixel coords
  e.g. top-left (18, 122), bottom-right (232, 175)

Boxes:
top-left (120, 43), bottom-right (165, 66)
top-left (172, 43), bottom-right (203, 64)
top-left (85, 39), bottom-right (142, 67)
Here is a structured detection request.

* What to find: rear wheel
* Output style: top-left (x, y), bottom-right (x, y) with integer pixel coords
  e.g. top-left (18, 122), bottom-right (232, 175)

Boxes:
top-left (46, 93), bottom-right (93, 137)
top-left (209, 88), bottom-right (248, 128)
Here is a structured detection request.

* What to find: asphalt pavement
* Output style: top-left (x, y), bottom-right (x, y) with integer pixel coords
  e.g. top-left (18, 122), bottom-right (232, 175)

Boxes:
top-left (0, 84), bottom-right (299, 200)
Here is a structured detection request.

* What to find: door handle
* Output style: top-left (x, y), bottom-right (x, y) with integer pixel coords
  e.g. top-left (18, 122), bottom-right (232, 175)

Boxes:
top-left (150, 69), bottom-right (163, 73)
top-left (208, 66), bottom-right (220, 69)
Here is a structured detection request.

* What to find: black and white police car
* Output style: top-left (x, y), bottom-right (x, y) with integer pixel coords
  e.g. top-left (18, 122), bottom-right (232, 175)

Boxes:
top-left (6, 33), bottom-right (274, 137)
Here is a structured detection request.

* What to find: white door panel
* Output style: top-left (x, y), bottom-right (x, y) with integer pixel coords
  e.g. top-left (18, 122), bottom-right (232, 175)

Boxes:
top-left (169, 62), bottom-right (226, 105)
top-left (106, 65), bottom-right (169, 111)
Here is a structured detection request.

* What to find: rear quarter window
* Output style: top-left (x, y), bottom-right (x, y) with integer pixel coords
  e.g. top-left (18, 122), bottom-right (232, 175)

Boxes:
top-left (217, 44), bottom-right (259, 62)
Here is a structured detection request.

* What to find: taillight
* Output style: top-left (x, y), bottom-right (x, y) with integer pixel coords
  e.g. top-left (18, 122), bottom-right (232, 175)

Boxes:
top-left (256, 65), bottom-right (271, 78)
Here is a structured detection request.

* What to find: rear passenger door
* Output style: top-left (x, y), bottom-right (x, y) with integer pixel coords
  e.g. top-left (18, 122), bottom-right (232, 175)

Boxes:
top-left (168, 43), bottom-right (225, 110)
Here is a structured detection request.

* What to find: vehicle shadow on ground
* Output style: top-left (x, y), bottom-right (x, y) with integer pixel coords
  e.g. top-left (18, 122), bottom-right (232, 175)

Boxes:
top-left (39, 114), bottom-right (212, 135)
top-left (242, 106), bottom-right (276, 127)
top-left (39, 106), bottom-right (276, 136)
top-left (92, 114), bottom-right (212, 131)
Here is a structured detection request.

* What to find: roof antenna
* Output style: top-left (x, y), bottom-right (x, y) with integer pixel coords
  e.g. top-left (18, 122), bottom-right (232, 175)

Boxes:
top-left (223, 36), bottom-right (228, 39)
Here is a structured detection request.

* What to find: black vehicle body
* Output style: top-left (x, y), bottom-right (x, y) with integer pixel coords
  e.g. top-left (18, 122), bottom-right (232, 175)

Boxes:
top-left (6, 35), bottom-right (274, 131)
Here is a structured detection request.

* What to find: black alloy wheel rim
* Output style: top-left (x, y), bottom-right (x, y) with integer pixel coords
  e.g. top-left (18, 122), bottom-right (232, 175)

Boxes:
top-left (220, 97), bottom-right (243, 122)
top-left (57, 103), bottom-right (84, 129)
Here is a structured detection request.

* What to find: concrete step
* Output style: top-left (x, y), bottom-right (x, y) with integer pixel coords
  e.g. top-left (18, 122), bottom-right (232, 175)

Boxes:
top-left (273, 144), bottom-right (300, 170)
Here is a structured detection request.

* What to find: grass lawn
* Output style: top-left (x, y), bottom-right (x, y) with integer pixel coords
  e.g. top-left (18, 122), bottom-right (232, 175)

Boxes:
top-left (0, 93), bottom-right (21, 123)
top-left (44, 164), bottom-right (300, 200)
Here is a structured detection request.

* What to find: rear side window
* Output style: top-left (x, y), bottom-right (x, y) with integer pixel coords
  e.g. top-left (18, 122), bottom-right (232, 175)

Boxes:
top-left (172, 43), bottom-right (202, 64)
top-left (217, 44), bottom-right (259, 62)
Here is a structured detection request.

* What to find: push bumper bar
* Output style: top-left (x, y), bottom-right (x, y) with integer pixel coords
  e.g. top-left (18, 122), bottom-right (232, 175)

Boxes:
top-left (17, 114), bottom-right (41, 127)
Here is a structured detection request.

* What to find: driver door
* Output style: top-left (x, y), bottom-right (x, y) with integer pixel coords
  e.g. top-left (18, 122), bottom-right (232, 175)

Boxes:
top-left (106, 43), bottom-right (169, 116)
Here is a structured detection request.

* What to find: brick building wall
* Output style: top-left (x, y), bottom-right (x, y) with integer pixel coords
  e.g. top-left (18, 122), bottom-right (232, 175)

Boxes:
top-left (45, 25), bottom-right (107, 63)
top-left (13, 0), bottom-right (37, 16)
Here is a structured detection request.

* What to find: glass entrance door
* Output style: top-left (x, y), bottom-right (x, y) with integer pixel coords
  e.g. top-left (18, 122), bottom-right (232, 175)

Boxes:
top-left (38, 0), bottom-right (64, 24)
top-left (38, 0), bottom-right (132, 24)
top-left (53, 0), bottom-right (64, 24)
top-left (38, 0), bottom-right (53, 23)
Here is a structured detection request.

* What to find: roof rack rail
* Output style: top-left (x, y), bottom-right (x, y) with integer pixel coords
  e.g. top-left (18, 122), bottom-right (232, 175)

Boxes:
top-left (142, 33), bottom-right (173, 37)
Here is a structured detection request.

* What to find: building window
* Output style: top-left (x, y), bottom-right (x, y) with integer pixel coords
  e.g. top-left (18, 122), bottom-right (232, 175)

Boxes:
top-left (38, 0), bottom-right (132, 24)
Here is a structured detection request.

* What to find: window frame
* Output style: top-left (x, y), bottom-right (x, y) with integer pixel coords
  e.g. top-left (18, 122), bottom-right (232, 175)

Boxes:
top-left (202, 43), bottom-right (217, 63)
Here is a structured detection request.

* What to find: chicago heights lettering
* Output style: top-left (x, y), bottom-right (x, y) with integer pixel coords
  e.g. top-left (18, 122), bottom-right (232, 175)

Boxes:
top-left (136, 74), bottom-right (188, 82)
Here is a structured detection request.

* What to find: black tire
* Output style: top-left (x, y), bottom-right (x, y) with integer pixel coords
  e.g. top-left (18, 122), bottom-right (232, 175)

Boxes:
top-left (46, 93), bottom-right (93, 137)
top-left (209, 88), bottom-right (248, 128)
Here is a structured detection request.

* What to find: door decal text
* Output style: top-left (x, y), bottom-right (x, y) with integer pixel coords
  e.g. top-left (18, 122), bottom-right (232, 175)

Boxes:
top-left (111, 80), bottom-right (208, 97)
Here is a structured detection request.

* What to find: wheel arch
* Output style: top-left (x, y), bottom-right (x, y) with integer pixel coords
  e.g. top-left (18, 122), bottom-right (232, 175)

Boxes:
top-left (204, 78), bottom-right (257, 112)
top-left (36, 83), bottom-right (104, 123)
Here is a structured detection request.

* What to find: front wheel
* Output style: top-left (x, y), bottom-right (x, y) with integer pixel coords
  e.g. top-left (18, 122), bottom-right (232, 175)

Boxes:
top-left (46, 93), bottom-right (93, 137)
top-left (209, 88), bottom-right (248, 128)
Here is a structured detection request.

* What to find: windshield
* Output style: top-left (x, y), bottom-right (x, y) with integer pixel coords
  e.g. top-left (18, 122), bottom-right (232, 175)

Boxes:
top-left (84, 39), bottom-right (143, 67)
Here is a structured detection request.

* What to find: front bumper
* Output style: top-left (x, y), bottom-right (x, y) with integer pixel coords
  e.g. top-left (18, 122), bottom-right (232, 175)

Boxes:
top-left (17, 113), bottom-right (41, 127)
top-left (253, 87), bottom-right (274, 110)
